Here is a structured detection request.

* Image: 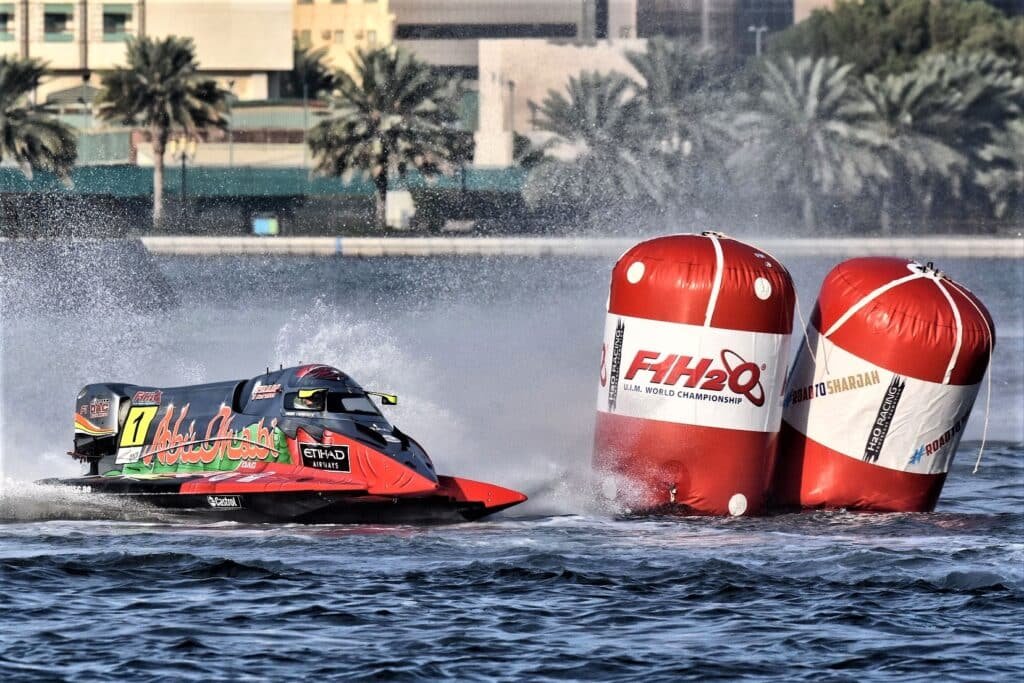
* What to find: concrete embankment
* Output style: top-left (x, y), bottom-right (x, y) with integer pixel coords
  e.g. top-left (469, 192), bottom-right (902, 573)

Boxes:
top-left (136, 235), bottom-right (1024, 259)
top-left (2, 235), bottom-right (1021, 258)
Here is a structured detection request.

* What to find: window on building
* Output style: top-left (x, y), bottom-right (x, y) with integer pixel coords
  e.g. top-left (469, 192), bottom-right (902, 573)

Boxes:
top-left (298, 29), bottom-right (312, 48)
top-left (331, 0), bottom-right (347, 4)
top-left (44, 4), bottom-right (74, 42)
top-left (333, 30), bottom-right (344, 44)
top-left (367, 29), bottom-right (376, 47)
top-left (395, 24), bottom-right (578, 40)
top-left (0, 4), bottom-right (14, 42)
top-left (297, 0), bottom-right (313, 5)
top-left (103, 4), bottom-right (133, 41)
top-left (321, 29), bottom-right (331, 40)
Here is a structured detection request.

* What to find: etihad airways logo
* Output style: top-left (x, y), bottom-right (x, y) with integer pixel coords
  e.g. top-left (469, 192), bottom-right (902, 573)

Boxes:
top-left (622, 348), bottom-right (767, 407)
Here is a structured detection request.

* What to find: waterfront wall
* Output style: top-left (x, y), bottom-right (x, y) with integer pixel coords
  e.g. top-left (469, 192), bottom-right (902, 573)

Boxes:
top-left (136, 235), bottom-right (1024, 258)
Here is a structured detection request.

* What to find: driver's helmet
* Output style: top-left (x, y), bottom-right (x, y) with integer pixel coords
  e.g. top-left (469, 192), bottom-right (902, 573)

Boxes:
top-left (294, 389), bottom-right (325, 411)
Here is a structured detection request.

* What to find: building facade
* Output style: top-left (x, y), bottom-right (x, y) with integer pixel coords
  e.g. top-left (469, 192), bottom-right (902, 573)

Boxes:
top-left (474, 38), bottom-right (646, 167)
top-left (635, 0), bottom-right (792, 55)
top-left (0, 0), bottom-right (293, 101)
top-left (795, 0), bottom-right (1024, 22)
top-left (292, 0), bottom-right (395, 77)
top-left (390, 0), bottom-right (637, 78)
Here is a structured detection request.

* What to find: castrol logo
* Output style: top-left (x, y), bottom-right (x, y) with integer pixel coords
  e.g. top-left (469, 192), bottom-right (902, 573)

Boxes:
top-left (624, 349), bottom-right (766, 407)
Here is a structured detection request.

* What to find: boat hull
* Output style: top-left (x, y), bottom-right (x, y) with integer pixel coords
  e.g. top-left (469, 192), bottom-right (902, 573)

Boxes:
top-left (42, 474), bottom-right (526, 524)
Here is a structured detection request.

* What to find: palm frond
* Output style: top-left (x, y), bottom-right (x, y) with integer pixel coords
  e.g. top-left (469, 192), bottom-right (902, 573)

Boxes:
top-left (0, 56), bottom-right (78, 178)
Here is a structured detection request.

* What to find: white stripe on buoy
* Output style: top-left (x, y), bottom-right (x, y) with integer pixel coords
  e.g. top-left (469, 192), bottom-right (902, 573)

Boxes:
top-left (823, 271), bottom-right (926, 339)
top-left (704, 233), bottom-right (724, 327)
top-left (933, 278), bottom-right (963, 385)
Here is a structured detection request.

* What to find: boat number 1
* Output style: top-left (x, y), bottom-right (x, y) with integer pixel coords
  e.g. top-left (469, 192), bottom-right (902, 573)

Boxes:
top-left (120, 406), bottom-right (159, 447)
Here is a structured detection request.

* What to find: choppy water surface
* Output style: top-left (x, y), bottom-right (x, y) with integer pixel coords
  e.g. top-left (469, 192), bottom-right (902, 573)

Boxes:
top-left (1, 247), bottom-right (1022, 680)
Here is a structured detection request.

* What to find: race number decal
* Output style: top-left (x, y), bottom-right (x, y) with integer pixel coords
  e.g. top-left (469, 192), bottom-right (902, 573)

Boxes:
top-left (120, 406), bottom-right (159, 447)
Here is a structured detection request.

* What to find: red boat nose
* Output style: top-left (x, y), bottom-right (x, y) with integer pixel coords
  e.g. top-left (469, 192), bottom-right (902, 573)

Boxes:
top-left (435, 475), bottom-right (528, 515)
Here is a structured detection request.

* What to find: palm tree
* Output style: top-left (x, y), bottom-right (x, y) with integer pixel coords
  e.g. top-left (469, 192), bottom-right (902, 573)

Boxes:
top-left (728, 55), bottom-right (888, 233)
top-left (625, 38), bottom-right (737, 214)
top-left (0, 56), bottom-right (77, 180)
top-left (283, 45), bottom-right (337, 100)
top-left (865, 52), bottom-right (1024, 229)
top-left (976, 118), bottom-right (1024, 220)
top-left (96, 36), bottom-right (228, 228)
top-left (525, 70), bottom-right (664, 225)
top-left (307, 47), bottom-right (463, 229)
top-left (861, 68), bottom-right (968, 232)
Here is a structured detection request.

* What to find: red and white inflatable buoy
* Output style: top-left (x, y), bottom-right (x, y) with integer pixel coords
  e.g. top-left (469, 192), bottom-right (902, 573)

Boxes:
top-left (593, 233), bottom-right (795, 516)
top-left (774, 258), bottom-right (994, 512)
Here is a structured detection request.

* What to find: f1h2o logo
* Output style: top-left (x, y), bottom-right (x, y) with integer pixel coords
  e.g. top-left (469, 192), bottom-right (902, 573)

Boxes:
top-left (624, 348), bottom-right (766, 406)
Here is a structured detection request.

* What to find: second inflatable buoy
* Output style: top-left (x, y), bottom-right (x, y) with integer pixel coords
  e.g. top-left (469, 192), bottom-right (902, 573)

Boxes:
top-left (593, 233), bottom-right (795, 516)
top-left (774, 258), bottom-right (994, 512)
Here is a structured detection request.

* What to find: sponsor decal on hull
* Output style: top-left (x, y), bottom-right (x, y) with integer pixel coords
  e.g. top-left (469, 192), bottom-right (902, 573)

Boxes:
top-left (132, 390), bottom-right (163, 406)
top-left (81, 397), bottom-right (112, 419)
top-left (596, 314), bottom-right (788, 432)
top-left (120, 404), bottom-right (290, 476)
top-left (300, 443), bottom-right (351, 472)
top-left (250, 382), bottom-right (281, 400)
top-left (74, 412), bottom-right (116, 437)
top-left (206, 495), bottom-right (241, 509)
top-left (783, 326), bottom-right (980, 475)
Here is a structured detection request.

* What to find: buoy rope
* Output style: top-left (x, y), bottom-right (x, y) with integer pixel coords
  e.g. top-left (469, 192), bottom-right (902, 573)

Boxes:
top-left (944, 279), bottom-right (995, 474)
top-left (793, 291), bottom-right (825, 375)
top-left (703, 232), bottom-right (724, 327)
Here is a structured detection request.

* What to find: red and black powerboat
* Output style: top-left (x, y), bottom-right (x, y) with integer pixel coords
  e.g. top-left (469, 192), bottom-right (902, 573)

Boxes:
top-left (45, 364), bottom-right (526, 523)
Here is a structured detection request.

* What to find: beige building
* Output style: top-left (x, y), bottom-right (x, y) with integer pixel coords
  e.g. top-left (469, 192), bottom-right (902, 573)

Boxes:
top-left (0, 0), bottom-right (293, 101)
top-left (474, 38), bottom-right (646, 167)
top-left (292, 0), bottom-right (394, 77)
top-left (793, 0), bottom-right (834, 23)
top-left (391, 0), bottom-right (638, 77)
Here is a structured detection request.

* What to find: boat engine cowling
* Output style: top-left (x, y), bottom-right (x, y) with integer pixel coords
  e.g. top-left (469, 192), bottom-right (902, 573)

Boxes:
top-left (73, 385), bottom-right (128, 473)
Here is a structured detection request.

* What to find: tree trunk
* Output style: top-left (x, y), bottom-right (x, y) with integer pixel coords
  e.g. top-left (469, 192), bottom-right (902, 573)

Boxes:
top-left (801, 190), bottom-right (816, 235)
top-left (151, 126), bottom-right (168, 230)
top-left (880, 191), bottom-right (892, 235)
top-left (373, 171), bottom-right (388, 230)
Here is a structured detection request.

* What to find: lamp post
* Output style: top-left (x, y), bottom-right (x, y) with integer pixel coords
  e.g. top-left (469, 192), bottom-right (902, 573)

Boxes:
top-left (748, 25), bottom-right (769, 57)
top-left (302, 79), bottom-right (309, 169)
top-left (227, 79), bottom-right (236, 167)
top-left (167, 135), bottom-right (199, 218)
top-left (507, 79), bottom-right (516, 132)
top-left (80, 71), bottom-right (91, 130)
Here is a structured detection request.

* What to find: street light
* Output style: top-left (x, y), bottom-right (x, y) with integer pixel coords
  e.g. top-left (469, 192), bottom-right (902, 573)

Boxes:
top-left (227, 79), bottom-right (236, 167)
top-left (167, 134), bottom-right (199, 218)
top-left (79, 71), bottom-right (91, 130)
top-left (748, 25), bottom-right (769, 57)
top-left (507, 79), bottom-right (516, 132)
top-left (302, 79), bottom-right (309, 169)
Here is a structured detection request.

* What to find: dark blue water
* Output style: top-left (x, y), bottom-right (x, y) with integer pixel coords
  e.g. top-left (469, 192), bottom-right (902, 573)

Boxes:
top-left (1, 248), bottom-right (1022, 680)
